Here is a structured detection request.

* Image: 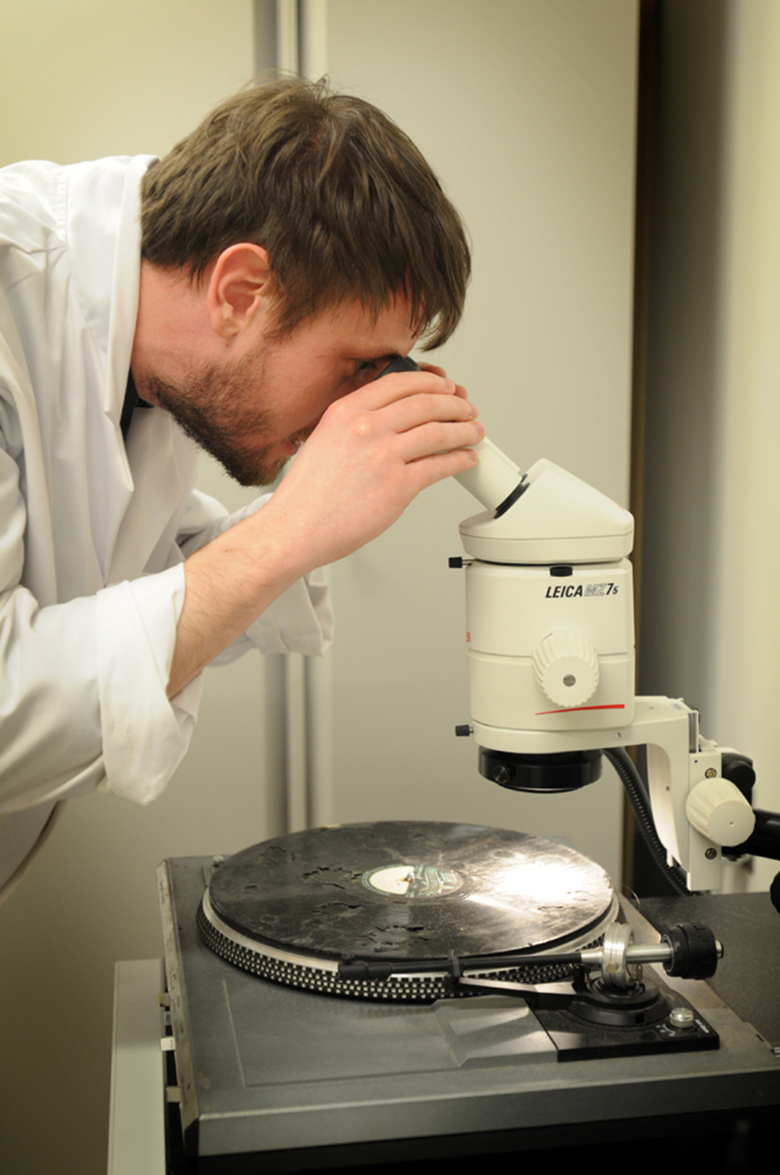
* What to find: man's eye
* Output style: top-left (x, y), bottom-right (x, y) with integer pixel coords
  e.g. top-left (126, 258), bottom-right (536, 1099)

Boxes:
top-left (353, 359), bottom-right (382, 382)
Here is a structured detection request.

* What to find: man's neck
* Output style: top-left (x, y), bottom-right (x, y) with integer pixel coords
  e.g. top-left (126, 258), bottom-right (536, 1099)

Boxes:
top-left (131, 259), bottom-right (216, 402)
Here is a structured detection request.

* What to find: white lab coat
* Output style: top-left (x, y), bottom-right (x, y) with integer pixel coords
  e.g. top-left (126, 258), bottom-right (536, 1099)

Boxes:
top-left (0, 156), bottom-right (332, 896)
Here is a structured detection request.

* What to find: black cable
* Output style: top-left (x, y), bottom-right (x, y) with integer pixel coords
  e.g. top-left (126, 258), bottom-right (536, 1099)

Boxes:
top-left (605, 746), bottom-right (691, 896)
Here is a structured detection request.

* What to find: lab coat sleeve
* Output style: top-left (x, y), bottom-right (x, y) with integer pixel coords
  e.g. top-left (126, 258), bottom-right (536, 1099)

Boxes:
top-left (96, 566), bottom-right (202, 802)
top-left (0, 432), bottom-right (198, 810)
top-left (175, 489), bottom-right (334, 662)
top-left (0, 472), bottom-right (330, 814)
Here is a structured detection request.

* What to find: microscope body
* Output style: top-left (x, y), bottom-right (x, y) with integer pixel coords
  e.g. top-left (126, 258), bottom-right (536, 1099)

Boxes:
top-left (454, 444), bottom-right (755, 891)
top-left (461, 457), bottom-right (635, 737)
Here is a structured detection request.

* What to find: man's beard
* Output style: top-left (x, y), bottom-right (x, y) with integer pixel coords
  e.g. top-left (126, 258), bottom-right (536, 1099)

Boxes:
top-left (140, 351), bottom-right (295, 487)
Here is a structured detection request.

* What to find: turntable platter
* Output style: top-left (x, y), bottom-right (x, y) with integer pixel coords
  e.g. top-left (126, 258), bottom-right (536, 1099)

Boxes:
top-left (198, 822), bottom-right (618, 1000)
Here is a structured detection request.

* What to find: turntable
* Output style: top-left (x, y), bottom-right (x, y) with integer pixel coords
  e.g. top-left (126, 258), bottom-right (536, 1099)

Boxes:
top-left (196, 822), bottom-right (620, 1002)
top-left (158, 822), bottom-right (780, 1171)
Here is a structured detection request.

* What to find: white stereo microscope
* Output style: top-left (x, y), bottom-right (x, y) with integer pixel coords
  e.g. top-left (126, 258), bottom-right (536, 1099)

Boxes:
top-left (381, 355), bottom-right (774, 896)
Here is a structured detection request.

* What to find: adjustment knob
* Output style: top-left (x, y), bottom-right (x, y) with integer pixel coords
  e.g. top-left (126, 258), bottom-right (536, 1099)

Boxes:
top-left (531, 632), bottom-right (599, 708)
top-left (661, 922), bottom-right (722, 979)
top-left (686, 777), bottom-right (756, 846)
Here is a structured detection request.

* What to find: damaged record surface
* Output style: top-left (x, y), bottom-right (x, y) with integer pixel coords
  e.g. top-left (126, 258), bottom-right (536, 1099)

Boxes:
top-left (198, 821), bottom-right (618, 1000)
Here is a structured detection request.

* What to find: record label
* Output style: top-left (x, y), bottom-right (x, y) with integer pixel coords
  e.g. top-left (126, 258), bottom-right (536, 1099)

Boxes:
top-left (361, 864), bottom-right (462, 897)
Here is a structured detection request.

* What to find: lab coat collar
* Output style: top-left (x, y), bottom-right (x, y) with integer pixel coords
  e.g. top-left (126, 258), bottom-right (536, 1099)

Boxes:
top-left (65, 154), bottom-right (157, 428)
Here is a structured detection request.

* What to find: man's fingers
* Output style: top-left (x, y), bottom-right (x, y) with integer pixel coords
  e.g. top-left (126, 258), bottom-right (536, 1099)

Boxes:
top-left (404, 444), bottom-right (480, 491)
top-left (355, 368), bottom-right (462, 410)
top-left (323, 391), bottom-right (478, 447)
top-left (381, 390), bottom-right (479, 433)
top-left (417, 363), bottom-right (468, 400)
top-left (393, 417), bottom-right (485, 463)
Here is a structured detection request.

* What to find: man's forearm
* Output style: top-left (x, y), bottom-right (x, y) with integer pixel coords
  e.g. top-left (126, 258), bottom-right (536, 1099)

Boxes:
top-left (167, 505), bottom-right (306, 697)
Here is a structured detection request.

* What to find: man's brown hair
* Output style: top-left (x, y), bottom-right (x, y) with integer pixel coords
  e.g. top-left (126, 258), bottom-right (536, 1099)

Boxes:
top-left (141, 77), bottom-right (470, 348)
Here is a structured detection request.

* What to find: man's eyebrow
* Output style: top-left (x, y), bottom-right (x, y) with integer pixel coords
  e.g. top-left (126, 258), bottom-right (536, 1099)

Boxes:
top-left (364, 352), bottom-right (402, 365)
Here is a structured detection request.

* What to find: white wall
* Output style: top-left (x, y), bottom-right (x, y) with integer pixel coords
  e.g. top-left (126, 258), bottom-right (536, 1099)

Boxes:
top-left (640, 0), bottom-right (780, 893)
top-left (316, 0), bottom-right (638, 882)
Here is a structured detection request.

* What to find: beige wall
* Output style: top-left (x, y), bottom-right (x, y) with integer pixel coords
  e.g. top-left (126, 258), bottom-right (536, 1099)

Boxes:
top-left (317, 0), bottom-right (638, 881)
top-left (711, 0), bottom-right (780, 891)
top-left (640, 0), bottom-right (780, 893)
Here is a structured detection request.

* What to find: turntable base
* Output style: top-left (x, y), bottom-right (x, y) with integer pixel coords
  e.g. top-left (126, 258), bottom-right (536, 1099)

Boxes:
top-left (158, 855), bottom-right (780, 1171)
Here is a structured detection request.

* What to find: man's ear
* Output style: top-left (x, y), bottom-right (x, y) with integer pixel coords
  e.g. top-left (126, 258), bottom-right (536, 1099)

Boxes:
top-left (207, 244), bottom-right (274, 338)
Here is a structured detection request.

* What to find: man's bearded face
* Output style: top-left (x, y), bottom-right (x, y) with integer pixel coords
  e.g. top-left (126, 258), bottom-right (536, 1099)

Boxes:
top-left (137, 294), bottom-right (420, 487)
top-left (145, 346), bottom-right (305, 487)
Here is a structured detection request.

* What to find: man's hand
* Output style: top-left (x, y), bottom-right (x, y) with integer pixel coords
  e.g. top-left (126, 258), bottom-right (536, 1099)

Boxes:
top-left (262, 367), bottom-right (482, 568)
top-left (168, 368), bottom-right (482, 696)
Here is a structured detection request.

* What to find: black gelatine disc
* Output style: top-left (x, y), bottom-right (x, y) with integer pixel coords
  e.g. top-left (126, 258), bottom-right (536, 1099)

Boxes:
top-left (204, 821), bottom-right (615, 962)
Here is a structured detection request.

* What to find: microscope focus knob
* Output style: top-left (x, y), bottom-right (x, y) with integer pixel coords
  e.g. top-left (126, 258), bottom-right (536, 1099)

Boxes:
top-left (686, 777), bottom-right (756, 846)
top-left (532, 631), bottom-right (600, 708)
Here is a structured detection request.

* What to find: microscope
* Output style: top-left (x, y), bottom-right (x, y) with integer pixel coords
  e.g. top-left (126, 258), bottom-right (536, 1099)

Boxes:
top-left (451, 435), bottom-right (780, 894)
top-left (381, 355), bottom-right (777, 896)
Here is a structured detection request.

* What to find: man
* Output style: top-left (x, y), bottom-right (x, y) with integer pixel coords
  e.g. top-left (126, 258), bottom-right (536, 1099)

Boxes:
top-left (0, 78), bottom-right (483, 897)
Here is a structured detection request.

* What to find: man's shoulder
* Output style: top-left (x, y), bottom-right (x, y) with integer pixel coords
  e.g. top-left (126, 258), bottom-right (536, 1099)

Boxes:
top-left (0, 160), bottom-right (64, 255)
top-left (0, 156), bottom-right (156, 424)
top-left (0, 156), bottom-right (155, 257)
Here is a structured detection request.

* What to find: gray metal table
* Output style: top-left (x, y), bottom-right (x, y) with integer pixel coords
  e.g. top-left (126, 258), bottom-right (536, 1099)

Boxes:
top-left (107, 959), bottom-right (166, 1175)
